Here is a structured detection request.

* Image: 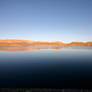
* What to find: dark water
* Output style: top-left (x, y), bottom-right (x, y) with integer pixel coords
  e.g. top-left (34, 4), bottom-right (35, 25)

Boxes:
top-left (0, 46), bottom-right (92, 88)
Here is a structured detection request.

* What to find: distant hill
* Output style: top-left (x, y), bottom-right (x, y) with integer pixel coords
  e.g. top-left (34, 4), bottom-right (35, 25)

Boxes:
top-left (0, 40), bottom-right (92, 46)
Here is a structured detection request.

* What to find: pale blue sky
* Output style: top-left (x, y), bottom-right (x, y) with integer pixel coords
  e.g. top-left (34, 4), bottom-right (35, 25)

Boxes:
top-left (0, 0), bottom-right (92, 42)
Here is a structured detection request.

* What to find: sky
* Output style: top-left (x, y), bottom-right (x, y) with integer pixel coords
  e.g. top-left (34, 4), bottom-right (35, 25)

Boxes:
top-left (0, 0), bottom-right (92, 42)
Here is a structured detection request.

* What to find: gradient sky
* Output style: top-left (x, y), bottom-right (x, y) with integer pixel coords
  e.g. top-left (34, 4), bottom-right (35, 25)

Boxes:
top-left (0, 0), bottom-right (92, 42)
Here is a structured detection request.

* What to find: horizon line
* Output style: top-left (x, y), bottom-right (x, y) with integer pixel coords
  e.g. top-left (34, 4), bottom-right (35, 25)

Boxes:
top-left (0, 39), bottom-right (92, 43)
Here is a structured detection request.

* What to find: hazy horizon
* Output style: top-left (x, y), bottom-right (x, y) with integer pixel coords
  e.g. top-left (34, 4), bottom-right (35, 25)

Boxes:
top-left (0, 0), bottom-right (92, 42)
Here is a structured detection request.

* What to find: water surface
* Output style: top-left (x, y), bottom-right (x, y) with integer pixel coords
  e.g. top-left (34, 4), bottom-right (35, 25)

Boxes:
top-left (0, 46), bottom-right (92, 88)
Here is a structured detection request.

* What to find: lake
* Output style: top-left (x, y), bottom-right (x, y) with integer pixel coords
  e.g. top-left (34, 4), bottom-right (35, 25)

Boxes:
top-left (0, 46), bottom-right (92, 88)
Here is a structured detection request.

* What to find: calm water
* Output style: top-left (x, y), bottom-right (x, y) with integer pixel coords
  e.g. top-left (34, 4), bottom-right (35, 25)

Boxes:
top-left (0, 46), bottom-right (92, 88)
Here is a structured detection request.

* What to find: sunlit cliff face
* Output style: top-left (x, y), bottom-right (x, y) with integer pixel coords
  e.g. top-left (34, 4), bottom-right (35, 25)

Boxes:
top-left (0, 40), bottom-right (92, 47)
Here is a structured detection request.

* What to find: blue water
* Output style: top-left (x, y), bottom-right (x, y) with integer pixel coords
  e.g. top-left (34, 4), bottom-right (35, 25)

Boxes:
top-left (0, 46), bottom-right (92, 88)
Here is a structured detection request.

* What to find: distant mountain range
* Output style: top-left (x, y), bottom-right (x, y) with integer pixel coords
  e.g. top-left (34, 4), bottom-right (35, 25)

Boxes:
top-left (0, 40), bottom-right (92, 46)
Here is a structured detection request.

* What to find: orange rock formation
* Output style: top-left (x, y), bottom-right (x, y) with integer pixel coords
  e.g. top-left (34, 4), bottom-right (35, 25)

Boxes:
top-left (0, 40), bottom-right (92, 47)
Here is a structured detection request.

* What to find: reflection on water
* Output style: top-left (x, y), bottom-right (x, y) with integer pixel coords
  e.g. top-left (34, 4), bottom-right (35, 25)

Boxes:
top-left (0, 46), bottom-right (67, 51)
top-left (0, 46), bottom-right (92, 88)
top-left (0, 46), bottom-right (92, 51)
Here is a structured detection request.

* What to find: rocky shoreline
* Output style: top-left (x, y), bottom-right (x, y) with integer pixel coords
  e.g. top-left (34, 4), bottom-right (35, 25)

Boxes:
top-left (0, 40), bottom-right (92, 47)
